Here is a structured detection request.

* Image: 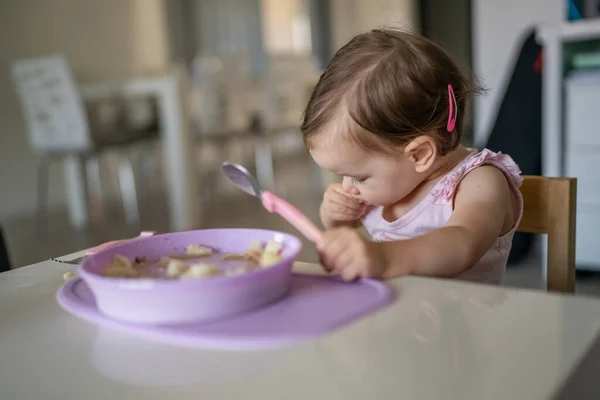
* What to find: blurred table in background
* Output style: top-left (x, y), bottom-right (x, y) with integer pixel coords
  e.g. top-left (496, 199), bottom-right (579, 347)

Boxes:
top-left (79, 68), bottom-right (199, 232)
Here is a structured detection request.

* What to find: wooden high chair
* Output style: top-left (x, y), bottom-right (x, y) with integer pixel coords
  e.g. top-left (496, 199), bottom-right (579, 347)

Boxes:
top-left (518, 176), bottom-right (577, 293)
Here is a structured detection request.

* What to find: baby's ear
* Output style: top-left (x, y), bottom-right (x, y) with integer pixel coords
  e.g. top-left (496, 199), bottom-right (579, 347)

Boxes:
top-left (404, 135), bottom-right (437, 173)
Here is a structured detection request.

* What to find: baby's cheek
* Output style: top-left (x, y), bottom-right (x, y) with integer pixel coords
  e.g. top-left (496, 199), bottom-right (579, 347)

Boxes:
top-left (361, 190), bottom-right (380, 205)
top-left (370, 188), bottom-right (396, 205)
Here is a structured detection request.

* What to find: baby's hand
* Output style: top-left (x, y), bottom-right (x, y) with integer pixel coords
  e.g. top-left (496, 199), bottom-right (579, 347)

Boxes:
top-left (320, 183), bottom-right (367, 228)
top-left (317, 227), bottom-right (387, 280)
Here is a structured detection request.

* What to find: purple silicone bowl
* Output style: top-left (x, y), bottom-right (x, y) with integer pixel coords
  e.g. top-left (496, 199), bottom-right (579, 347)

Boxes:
top-left (78, 229), bottom-right (303, 325)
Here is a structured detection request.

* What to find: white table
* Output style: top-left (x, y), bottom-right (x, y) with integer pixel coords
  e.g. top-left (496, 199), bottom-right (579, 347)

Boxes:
top-left (68, 69), bottom-right (199, 232)
top-left (2, 258), bottom-right (600, 400)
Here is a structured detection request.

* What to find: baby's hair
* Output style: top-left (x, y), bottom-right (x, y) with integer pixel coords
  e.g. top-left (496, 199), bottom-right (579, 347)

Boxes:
top-left (301, 28), bottom-right (482, 155)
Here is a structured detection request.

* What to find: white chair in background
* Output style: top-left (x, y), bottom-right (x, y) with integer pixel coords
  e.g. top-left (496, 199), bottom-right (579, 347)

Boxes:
top-left (190, 53), bottom-right (266, 205)
top-left (11, 54), bottom-right (159, 232)
top-left (189, 52), bottom-right (323, 204)
top-left (258, 53), bottom-right (322, 192)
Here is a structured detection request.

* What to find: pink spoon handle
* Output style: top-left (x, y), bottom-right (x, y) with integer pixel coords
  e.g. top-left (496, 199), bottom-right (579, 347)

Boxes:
top-left (86, 231), bottom-right (156, 255)
top-left (261, 191), bottom-right (323, 243)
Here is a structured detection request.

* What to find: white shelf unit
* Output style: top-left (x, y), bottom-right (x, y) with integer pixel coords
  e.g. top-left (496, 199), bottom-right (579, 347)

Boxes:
top-left (537, 18), bottom-right (600, 270)
top-left (538, 18), bottom-right (600, 42)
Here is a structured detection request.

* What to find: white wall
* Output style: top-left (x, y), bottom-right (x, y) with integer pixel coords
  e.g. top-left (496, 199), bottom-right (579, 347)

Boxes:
top-left (329, 0), bottom-right (419, 51)
top-left (0, 0), bottom-right (169, 221)
top-left (261, 0), bottom-right (312, 54)
top-left (472, 0), bottom-right (563, 146)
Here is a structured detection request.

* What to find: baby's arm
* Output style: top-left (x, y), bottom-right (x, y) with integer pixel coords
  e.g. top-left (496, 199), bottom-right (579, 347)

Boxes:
top-left (382, 166), bottom-right (513, 278)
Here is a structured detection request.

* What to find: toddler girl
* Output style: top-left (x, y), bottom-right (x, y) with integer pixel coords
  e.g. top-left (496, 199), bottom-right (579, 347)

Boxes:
top-left (301, 29), bottom-right (523, 284)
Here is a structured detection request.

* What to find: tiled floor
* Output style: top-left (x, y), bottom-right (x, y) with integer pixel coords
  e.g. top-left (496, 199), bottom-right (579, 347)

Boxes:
top-left (4, 150), bottom-right (600, 296)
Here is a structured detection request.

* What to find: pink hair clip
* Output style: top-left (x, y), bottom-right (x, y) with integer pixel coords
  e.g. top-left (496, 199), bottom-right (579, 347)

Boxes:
top-left (447, 84), bottom-right (457, 132)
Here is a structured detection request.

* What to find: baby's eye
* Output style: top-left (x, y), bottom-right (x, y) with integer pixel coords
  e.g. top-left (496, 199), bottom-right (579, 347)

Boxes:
top-left (352, 177), bottom-right (367, 185)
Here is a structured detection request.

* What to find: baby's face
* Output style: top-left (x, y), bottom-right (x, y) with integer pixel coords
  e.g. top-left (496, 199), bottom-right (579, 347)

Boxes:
top-left (310, 140), bottom-right (424, 207)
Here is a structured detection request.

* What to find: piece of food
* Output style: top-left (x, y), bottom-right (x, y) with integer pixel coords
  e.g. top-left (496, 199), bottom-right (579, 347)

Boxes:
top-left (180, 263), bottom-right (218, 279)
top-left (102, 254), bottom-right (138, 278)
top-left (260, 251), bottom-right (281, 267)
top-left (246, 240), bottom-right (263, 259)
top-left (184, 244), bottom-right (213, 257)
top-left (221, 253), bottom-right (248, 261)
top-left (260, 239), bottom-right (283, 267)
top-left (113, 254), bottom-right (133, 269)
top-left (63, 272), bottom-right (77, 281)
top-left (245, 253), bottom-right (261, 263)
top-left (159, 256), bottom-right (173, 267)
top-left (264, 239), bottom-right (283, 254)
top-left (236, 238), bottom-right (285, 267)
top-left (99, 238), bottom-right (284, 280)
top-left (168, 254), bottom-right (210, 260)
top-left (102, 266), bottom-right (138, 278)
top-left (166, 259), bottom-right (190, 278)
top-left (167, 244), bottom-right (213, 260)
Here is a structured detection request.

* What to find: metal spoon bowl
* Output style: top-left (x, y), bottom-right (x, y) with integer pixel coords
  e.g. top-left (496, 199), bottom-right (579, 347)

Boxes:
top-left (221, 163), bottom-right (262, 197)
top-left (221, 162), bottom-right (323, 243)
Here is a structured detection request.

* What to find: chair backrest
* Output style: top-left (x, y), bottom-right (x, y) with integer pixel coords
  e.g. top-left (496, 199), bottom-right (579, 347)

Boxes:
top-left (11, 54), bottom-right (91, 152)
top-left (518, 176), bottom-right (577, 293)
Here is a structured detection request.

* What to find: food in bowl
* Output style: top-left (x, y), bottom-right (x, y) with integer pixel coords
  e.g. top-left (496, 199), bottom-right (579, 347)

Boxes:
top-left (165, 259), bottom-right (218, 279)
top-left (102, 254), bottom-right (138, 278)
top-left (184, 244), bottom-right (213, 256)
top-left (166, 245), bottom-right (214, 260)
top-left (261, 239), bottom-right (284, 266)
top-left (181, 263), bottom-right (219, 278)
top-left (99, 237), bottom-right (284, 279)
top-left (165, 259), bottom-right (190, 278)
top-left (78, 229), bottom-right (302, 325)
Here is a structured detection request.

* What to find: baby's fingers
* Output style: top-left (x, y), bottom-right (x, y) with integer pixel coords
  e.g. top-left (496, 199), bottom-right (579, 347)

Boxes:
top-left (329, 202), bottom-right (361, 215)
top-left (326, 193), bottom-right (363, 211)
top-left (332, 186), bottom-right (363, 203)
top-left (317, 231), bottom-right (348, 268)
top-left (339, 265), bottom-right (360, 281)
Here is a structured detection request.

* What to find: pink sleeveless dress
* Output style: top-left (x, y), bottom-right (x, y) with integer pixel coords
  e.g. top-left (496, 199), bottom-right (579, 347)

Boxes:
top-left (361, 149), bottom-right (523, 284)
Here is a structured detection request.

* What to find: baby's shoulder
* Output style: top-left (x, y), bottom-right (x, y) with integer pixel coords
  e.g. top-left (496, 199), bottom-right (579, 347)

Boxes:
top-left (462, 149), bottom-right (522, 186)
top-left (430, 149), bottom-right (522, 205)
top-left (452, 162), bottom-right (522, 236)
top-left (462, 164), bottom-right (508, 182)
top-left (456, 165), bottom-right (512, 199)
top-left (460, 149), bottom-right (523, 195)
